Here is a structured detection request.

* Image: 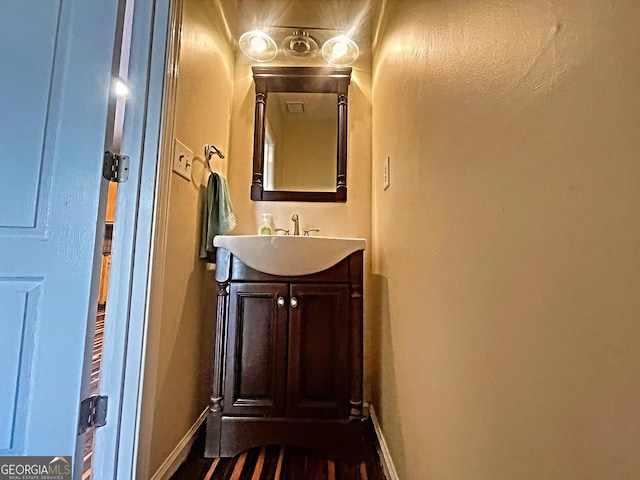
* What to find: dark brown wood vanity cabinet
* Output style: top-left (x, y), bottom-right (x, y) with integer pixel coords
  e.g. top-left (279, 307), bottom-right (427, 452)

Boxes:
top-left (205, 248), bottom-right (366, 460)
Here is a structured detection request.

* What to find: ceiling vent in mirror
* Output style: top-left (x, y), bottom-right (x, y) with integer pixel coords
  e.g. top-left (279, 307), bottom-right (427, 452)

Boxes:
top-left (286, 101), bottom-right (305, 113)
top-left (282, 30), bottom-right (320, 57)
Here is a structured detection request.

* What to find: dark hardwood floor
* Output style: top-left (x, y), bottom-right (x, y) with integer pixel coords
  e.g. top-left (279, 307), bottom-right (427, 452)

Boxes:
top-left (82, 306), bottom-right (106, 480)
top-left (171, 421), bottom-right (386, 480)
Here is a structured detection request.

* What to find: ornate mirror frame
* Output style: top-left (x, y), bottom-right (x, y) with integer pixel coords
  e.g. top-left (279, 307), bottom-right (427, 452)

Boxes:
top-left (250, 66), bottom-right (352, 202)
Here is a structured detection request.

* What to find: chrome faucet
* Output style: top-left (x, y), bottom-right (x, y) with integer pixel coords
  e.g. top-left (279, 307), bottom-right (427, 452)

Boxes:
top-left (291, 214), bottom-right (300, 236)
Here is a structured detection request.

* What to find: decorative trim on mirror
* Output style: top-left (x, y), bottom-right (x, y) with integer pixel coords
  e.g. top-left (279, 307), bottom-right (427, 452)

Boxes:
top-left (250, 66), bottom-right (352, 202)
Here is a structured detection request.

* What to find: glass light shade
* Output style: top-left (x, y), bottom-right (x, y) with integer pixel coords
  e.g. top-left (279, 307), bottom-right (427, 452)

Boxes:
top-left (282, 30), bottom-right (320, 57)
top-left (321, 35), bottom-right (359, 66)
top-left (239, 30), bottom-right (277, 62)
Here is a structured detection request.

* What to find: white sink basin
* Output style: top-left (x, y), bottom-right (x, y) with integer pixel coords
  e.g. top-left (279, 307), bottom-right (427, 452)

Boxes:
top-left (213, 235), bottom-right (366, 276)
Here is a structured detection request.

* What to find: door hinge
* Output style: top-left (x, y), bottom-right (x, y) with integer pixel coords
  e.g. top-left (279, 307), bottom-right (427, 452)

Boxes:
top-left (103, 151), bottom-right (130, 183)
top-left (78, 395), bottom-right (108, 434)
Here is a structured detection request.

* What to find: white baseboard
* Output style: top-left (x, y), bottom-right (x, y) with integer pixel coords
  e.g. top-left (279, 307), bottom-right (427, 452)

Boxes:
top-left (150, 408), bottom-right (208, 480)
top-left (369, 404), bottom-right (400, 480)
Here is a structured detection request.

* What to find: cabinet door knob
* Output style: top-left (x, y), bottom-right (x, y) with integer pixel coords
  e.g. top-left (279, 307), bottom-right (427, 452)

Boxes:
top-left (277, 296), bottom-right (285, 307)
top-left (290, 297), bottom-right (298, 308)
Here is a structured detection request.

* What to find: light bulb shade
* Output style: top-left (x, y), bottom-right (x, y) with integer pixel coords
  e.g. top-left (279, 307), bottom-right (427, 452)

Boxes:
top-left (239, 30), bottom-right (277, 62)
top-left (322, 35), bottom-right (359, 66)
top-left (282, 30), bottom-right (320, 57)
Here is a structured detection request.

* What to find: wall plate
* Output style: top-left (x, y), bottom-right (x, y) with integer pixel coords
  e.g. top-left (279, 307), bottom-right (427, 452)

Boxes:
top-left (173, 139), bottom-right (193, 181)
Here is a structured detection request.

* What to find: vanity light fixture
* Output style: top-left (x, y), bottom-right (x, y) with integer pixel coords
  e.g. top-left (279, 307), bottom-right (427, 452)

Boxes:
top-left (239, 28), bottom-right (360, 66)
top-left (239, 30), bottom-right (277, 62)
top-left (322, 35), bottom-right (359, 66)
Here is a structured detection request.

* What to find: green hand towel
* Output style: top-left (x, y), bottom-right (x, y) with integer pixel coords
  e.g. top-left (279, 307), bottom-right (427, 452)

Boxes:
top-left (200, 172), bottom-right (236, 262)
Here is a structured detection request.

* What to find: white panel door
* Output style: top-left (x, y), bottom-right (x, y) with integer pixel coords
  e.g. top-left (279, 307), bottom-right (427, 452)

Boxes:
top-left (0, 0), bottom-right (120, 471)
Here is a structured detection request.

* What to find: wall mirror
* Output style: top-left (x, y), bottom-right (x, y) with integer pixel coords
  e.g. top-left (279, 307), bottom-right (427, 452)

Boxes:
top-left (251, 66), bottom-right (351, 202)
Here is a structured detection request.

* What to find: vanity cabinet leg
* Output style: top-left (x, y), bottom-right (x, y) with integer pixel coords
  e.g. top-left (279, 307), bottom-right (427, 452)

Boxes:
top-left (349, 251), bottom-right (364, 418)
top-left (205, 411), bottom-right (222, 458)
top-left (206, 266), bottom-right (230, 458)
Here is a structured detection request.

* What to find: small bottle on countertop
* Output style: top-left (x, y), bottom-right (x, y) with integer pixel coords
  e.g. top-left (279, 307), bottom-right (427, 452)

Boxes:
top-left (258, 213), bottom-right (273, 235)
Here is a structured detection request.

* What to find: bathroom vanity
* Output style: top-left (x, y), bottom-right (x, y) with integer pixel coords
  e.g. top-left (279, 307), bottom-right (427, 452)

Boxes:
top-left (205, 235), bottom-right (366, 459)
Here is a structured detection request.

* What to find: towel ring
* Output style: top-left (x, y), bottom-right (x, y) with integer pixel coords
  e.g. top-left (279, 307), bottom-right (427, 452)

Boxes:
top-left (204, 144), bottom-right (225, 174)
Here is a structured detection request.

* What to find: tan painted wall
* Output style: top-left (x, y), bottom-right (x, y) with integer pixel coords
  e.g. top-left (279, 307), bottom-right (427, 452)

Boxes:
top-left (138, 0), bottom-right (235, 476)
top-left (371, 0), bottom-right (640, 478)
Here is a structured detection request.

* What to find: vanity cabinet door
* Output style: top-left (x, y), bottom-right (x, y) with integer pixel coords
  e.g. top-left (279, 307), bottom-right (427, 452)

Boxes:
top-left (286, 284), bottom-right (350, 418)
top-left (224, 283), bottom-right (288, 416)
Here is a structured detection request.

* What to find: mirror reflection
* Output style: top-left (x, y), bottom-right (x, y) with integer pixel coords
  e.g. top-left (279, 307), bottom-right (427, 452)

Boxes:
top-left (264, 92), bottom-right (337, 192)
top-left (251, 66), bottom-right (351, 202)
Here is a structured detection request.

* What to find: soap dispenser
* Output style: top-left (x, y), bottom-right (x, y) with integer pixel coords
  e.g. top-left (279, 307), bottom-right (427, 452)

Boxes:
top-left (258, 213), bottom-right (273, 235)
